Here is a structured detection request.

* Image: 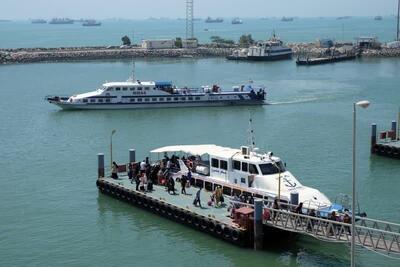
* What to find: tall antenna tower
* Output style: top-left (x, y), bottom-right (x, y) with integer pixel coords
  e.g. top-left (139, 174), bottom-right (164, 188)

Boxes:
top-left (186, 0), bottom-right (194, 39)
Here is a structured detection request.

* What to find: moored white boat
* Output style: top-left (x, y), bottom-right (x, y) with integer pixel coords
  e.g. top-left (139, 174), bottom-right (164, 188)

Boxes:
top-left (150, 144), bottom-right (332, 211)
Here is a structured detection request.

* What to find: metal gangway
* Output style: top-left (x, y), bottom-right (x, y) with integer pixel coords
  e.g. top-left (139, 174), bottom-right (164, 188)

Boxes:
top-left (263, 206), bottom-right (400, 257)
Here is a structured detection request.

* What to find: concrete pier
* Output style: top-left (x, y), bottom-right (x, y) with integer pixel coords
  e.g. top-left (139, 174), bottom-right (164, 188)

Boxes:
top-left (371, 122), bottom-right (400, 159)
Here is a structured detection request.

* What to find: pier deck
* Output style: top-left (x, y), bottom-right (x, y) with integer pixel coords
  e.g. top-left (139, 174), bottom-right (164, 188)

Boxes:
top-left (102, 175), bottom-right (233, 225)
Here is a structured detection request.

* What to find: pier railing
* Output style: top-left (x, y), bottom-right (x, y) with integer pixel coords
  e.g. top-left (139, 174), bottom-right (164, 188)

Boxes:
top-left (263, 206), bottom-right (400, 256)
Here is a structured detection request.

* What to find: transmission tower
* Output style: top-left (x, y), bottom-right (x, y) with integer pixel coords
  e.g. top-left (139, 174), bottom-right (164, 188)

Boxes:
top-left (186, 0), bottom-right (194, 39)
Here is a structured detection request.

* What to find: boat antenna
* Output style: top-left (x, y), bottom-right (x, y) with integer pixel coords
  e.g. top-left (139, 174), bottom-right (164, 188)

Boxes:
top-left (247, 112), bottom-right (256, 152)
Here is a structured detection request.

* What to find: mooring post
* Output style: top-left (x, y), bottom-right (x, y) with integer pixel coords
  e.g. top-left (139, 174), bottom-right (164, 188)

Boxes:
top-left (371, 124), bottom-right (377, 153)
top-left (98, 153), bottom-right (105, 178)
top-left (391, 121), bottom-right (397, 140)
top-left (129, 149), bottom-right (136, 163)
top-left (254, 199), bottom-right (263, 250)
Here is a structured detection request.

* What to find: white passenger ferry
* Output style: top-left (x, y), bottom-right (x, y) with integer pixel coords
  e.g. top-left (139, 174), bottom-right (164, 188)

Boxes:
top-left (227, 33), bottom-right (293, 61)
top-left (151, 144), bottom-right (332, 211)
top-left (46, 79), bottom-right (266, 110)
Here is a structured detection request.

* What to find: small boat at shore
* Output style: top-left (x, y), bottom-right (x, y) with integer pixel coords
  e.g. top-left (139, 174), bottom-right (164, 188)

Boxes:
top-left (45, 77), bottom-right (266, 110)
top-left (231, 17), bottom-right (243, 24)
top-left (31, 19), bottom-right (47, 24)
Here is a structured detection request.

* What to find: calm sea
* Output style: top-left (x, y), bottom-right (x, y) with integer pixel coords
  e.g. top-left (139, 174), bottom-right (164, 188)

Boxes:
top-left (0, 17), bottom-right (399, 48)
top-left (0, 19), bottom-right (400, 267)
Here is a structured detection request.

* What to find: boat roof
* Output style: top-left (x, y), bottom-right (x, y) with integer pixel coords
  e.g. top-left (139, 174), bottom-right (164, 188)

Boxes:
top-left (151, 144), bottom-right (239, 158)
top-left (151, 144), bottom-right (281, 162)
top-left (103, 81), bottom-right (155, 87)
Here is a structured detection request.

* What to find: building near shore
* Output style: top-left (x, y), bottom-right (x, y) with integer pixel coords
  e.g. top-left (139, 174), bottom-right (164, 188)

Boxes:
top-left (356, 36), bottom-right (381, 49)
top-left (316, 38), bottom-right (334, 48)
top-left (141, 39), bottom-right (175, 49)
top-left (182, 39), bottom-right (198, 48)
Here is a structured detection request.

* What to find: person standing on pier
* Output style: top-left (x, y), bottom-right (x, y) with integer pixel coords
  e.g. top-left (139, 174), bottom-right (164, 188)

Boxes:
top-left (193, 188), bottom-right (202, 208)
top-left (180, 175), bottom-right (187, 195)
top-left (111, 161), bottom-right (118, 179)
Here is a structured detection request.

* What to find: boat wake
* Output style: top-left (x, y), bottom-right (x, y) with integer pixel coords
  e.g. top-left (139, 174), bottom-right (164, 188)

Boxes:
top-left (267, 97), bottom-right (319, 105)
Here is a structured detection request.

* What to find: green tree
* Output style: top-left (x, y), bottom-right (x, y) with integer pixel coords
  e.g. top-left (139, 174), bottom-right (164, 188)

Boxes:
top-left (121, 35), bottom-right (131, 46)
top-left (210, 36), bottom-right (235, 45)
top-left (175, 37), bottom-right (183, 48)
top-left (238, 34), bottom-right (254, 47)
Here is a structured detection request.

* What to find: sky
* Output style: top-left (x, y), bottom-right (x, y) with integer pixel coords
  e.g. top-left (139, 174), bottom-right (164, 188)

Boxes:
top-left (1, 0), bottom-right (399, 20)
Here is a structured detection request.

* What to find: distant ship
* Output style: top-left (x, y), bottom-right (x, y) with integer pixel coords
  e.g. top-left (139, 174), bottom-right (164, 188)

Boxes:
top-left (337, 16), bottom-right (351, 20)
top-left (31, 19), bottom-right (47, 24)
top-left (82, 20), bottom-right (101, 26)
top-left (374, 16), bottom-right (383, 21)
top-left (281, 17), bottom-right (294, 22)
top-left (49, 18), bottom-right (74, 24)
top-left (205, 17), bottom-right (223, 23)
top-left (231, 17), bottom-right (243, 24)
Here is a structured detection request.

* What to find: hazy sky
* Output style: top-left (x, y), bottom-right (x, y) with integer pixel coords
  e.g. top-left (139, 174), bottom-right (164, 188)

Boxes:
top-left (1, 0), bottom-right (398, 19)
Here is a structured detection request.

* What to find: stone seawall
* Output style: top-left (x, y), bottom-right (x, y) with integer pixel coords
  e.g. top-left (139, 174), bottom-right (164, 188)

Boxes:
top-left (0, 47), bottom-right (234, 64)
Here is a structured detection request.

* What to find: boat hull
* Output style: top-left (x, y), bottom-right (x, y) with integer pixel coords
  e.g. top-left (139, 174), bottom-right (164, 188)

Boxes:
top-left (49, 99), bottom-right (265, 110)
top-left (227, 53), bottom-right (292, 61)
top-left (296, 55), bottom-right (357, 66)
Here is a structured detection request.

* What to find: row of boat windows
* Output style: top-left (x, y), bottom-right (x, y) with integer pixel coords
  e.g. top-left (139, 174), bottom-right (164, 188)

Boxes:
top-left (211, 158), bottom-right (259, 174)
top-left (106, 86), bottom-right (154, 91)
top-left (82, 96), bottom-right (202, 103)
top-left (211, 158), bottom-right (285, 175)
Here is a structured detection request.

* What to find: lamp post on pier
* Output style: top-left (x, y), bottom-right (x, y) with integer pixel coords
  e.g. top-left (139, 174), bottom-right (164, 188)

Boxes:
top-left (351, 100), bottom-right (370, 267)
top-left (110, 129), bottom-right (116, 170)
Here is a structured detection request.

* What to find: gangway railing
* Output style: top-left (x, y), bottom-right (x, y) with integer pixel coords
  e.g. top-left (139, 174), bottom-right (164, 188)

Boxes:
top-left (263, 206), bottom-right (400, 257)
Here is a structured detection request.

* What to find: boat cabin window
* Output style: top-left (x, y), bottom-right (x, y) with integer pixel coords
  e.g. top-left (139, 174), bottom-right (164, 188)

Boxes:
top-left (174, 97), bottom-right (179, 101)
top-left (152, 98), bottom-right (157, 101)
top-left (115, 87), bottom-right (121, 91)
top-left (181, 97), bottom-right (186, 101)
top-left (159, 97), bottom-right (164, 101)
top-left (233, 160), bottom-right (241, 170)
top-left (83, 99), bottom-right (88, 103)
top-left (259, 161), bottom-right (285, 175)
top-left (195, 97), bottom-right (200, 100)
top-left (137, 87), bottom-right (142, 90)
top-left (107, 87), bottom-right (113, 91)
top-left (122, 87), bottom-right (128, 91)
top-left (130, 98), bottom-right (135, 102)
top-left (130, 87), bottom-right (135, 91)
top-left (166, 97), bottom-right (171, 101)
top-left (241, 162), bottom-right (248, 172)
top-left (144, 87), bottom-right (150, 90)
top-left (98, 99), bottom-right (103, 103)
top-left (211, 158), bottom-right (219, 168)
top-left (220, 160), bottom-right (228, 170)
top-left (188, 97), bottom-right (193, 101)
top-left (137, 98), bottom-right (143, 102)
top-left (249, 164), bottom-right (259, 174)
top-left (105, 99), bottom-right (111, 103)
top-left (90, 99), bottom-right (95, 103)
top-left (145, 98), bottom-right (150, 102)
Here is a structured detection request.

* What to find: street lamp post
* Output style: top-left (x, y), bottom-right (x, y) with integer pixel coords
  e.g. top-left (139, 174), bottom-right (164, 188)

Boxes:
top-left (352, 100), bottom-right (370, 267)
top-left (110, 129), bottom-right (116, 170)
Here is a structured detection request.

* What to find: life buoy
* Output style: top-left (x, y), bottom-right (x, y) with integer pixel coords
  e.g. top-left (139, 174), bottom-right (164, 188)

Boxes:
top-left (179, 210), bottom-right (186, 222)
top-left (208, 221), bottom-right (216, 232)
top-left (201, 218), bottom-right (208, 230)
top-left (232, 229), bottom-right (240, 242)
top-left (186, 213), bottom-right (193, 224)
top-left (223, 226), bottom-right (231, 239)
top-left (193, 216), bottom-right (200, 227)
top-left (215, 224), bottom-right (223, 235)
